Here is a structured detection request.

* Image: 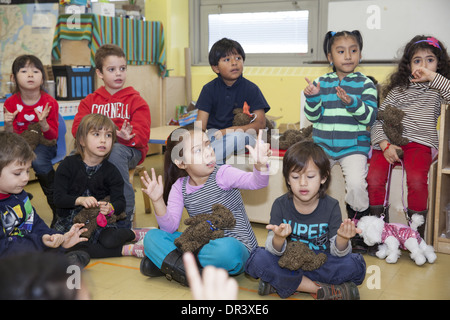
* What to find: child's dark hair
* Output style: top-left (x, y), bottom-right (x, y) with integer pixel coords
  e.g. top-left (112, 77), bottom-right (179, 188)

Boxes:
top-left (74, 113), bottom-right (117, 159)
top-left (209, 38), bottom-right (246, 66)
top-left (0, 131), bottom-right (36, 176)
top-left (0, 252), bottom-right (81, 300)
top-left (94, 44), bottom-right (126, 72)
top-left (382, 35), bottom-right (450, 99)
top-left (163, 123), bottom-right (198, 204)
top-left (323, 30), bottom-right (363, 72)
top-left (282, 140), bottom-right (330, 198)
top-left (11, 55), bottom-right (46, 94)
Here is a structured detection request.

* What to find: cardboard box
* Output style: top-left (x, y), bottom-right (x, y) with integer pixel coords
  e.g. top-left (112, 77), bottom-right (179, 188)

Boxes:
top-left (277, 122), bottom-right (300, 134)
top-left (61, 39), bottom-right (91, 66)
top-left (92, 3), bottom-right (115, 17)
top-left (65, 5), bottom-right (87, 14)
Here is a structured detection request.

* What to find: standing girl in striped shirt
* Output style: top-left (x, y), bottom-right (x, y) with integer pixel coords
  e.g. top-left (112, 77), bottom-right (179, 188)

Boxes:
top-left (139, 124), bottom-right (270, 285)
top-left (304, 31), bottom-right (378, 234)
top-left (368, 36), bottom-right (450, 237)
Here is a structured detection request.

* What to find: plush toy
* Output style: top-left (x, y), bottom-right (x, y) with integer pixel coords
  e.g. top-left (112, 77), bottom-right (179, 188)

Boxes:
top-left (278, 125), bottom-right (313, 150)
top-left (357, 214), bottom-right (437, 265)
top-left (20, 122), bottom-right (56, 150)
top-left (174, 204), bottom-right (236, 253)
top-left (73, 196), bottom-right (127, 239)
top-left (232, 102), bottom-right (274, 143)
top-left (377, 105), bottom-right (409, 158)
top-left (278, 240), bottom-right (327, 271)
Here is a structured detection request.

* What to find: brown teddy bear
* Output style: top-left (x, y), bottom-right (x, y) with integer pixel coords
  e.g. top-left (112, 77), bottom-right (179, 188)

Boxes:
top-left (278, 125), bottom-right (313, 150)
top-left (20, 122), bottom-right (56, 150)
top-left (72, 196), bottom-right (127, 239)
top-left (278, 240), bottom-right (327, 271)
top-left (174, 204), bottom-right (236, 253)
top-left (232, 107), bottom-right (274, 143)
top-left (376, 105), bottom-right (409, 158)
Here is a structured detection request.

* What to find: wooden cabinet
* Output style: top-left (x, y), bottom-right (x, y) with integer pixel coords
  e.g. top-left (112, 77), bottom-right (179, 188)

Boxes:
top-left (434, 104), bottom-right (450, 254)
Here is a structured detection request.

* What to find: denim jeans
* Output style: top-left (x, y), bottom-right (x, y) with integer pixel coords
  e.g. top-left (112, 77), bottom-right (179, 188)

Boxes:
top-left (32, 144), bottom-right (57, 174)
top-left (245, 247), bottom-right (366, 298)
top-left (144, 229), bottom-right (250, 275)
top-left (207, 129), bottom-right (256, 164)
top-left (107, 143), bottom-right (141, 228)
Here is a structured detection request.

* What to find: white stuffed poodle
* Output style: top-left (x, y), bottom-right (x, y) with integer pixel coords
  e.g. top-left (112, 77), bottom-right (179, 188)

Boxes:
top-left (357, 214), bottom-right (437, 266)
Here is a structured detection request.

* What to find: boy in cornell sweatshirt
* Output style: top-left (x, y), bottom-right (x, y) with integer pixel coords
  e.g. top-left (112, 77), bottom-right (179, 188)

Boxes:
top-left (72, 44), bottom-right (151, 229)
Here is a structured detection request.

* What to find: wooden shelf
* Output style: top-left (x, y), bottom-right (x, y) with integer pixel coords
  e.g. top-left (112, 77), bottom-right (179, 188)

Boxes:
top-left (434, 104), bottom-right (450, 254)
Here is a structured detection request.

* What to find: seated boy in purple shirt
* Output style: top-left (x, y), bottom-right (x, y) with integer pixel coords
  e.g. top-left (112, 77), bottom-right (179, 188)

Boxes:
top-left (196, 38), bottom-right (271, 164)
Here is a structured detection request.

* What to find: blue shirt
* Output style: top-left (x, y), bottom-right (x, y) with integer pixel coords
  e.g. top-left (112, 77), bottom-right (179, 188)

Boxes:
top-left (196, 74), bottom-right (270, 129)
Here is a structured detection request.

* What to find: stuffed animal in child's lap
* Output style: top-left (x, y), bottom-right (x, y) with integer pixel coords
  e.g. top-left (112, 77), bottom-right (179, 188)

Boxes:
top-left (357, 214), bottom-right (436, 265)
top-left (278, 240), bottom-right (328, 271)
top-left (20, 122), bottom-right (56, 150)
top-left (174, 204), bottom-right (236, 253)
top-left (73, 196), bottom-right (127, 239)
top-left (232, 104), bottom-right (274, 143)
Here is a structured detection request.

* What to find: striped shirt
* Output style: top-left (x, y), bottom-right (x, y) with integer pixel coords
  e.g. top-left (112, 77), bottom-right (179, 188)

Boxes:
top-left (304, 72), bottom-right (378, 159)
top-left (156, 165), bottom-right (269, 252)
top-left (371, 73), bottom-right (450, 150)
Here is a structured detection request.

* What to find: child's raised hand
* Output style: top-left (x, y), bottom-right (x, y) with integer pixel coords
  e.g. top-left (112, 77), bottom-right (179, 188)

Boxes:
top-left (183, 252), bottom-right (238, 300)
top-left (304, 77), bottom-right (321, 96)
top-left (116, 120), bottom-right (136, 141)
top-left (3, 109), bottom-right (18, 126)
top-left (35, 103), bottom-right (51, 122)
top-left (411, 67), bottom-right (437, 83)
top-left (337, 219), bottom-right (361, 241)
top-left (141, 168), bottom-right (164, 202)
top-left (62, 223), bottom-right (89, 248)
top-left (336, 87), bottom-right (352, 105)
top-left (266, 223), bottom-right (292, 239)
top-left (246, 130), bottom-right (271, 170)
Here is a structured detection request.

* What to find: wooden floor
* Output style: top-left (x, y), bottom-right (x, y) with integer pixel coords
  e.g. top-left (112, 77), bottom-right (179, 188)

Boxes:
top-left (27, 153), bottom-right (450, 300)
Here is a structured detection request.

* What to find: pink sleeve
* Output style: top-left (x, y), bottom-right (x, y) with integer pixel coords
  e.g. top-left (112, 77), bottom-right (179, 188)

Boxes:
top-left (155, 178), bottom-right (185, 233)
top-left (216, 165), bottom-right (269, 190)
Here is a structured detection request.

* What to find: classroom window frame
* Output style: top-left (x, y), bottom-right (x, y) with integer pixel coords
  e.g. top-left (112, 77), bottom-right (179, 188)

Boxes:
top-left (190, 0), bottom-right (325, 66)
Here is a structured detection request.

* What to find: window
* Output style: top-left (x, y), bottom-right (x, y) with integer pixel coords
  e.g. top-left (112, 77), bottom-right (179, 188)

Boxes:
top-left (190, 0), bottom-right (320, 66)
top-left (208, 10), bottom-right (309, 54)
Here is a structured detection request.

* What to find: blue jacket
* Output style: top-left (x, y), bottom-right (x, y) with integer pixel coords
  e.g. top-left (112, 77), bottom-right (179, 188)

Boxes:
top-left (0, 191), bottom-right (60, 258)
top-left (304, 72), bottom-right (378, 159)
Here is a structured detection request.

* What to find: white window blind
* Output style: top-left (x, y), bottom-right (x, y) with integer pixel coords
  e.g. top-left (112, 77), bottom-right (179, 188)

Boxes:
top-left (208, 10), bottom-right (309, 54)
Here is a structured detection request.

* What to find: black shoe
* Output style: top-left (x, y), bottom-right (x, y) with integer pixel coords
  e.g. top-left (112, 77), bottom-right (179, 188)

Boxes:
top-left (140, 256), bottom-right (164, 277)
top-left (66, 250), bottom-right (90, 268)
top-left (160, 249), bottom-right (189, 286)
top-left (258, 279), bottom-right (276, 296)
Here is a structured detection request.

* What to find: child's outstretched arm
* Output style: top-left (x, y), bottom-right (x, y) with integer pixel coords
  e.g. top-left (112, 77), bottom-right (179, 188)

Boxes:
top-left (42, 223), bottom-right (88, 249)
top-left (246, 130), bottom-right (271, 172)
top-left (141, 168), bottom-right (166, 216)
top-left (266, 223), bottom-right (292, 252)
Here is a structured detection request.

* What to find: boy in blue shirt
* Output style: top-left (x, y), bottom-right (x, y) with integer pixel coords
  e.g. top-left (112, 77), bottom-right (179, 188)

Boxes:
top-left (0, 131), bottom-right (89, 265)
top-left (196, 38), bottom-right (271, 164)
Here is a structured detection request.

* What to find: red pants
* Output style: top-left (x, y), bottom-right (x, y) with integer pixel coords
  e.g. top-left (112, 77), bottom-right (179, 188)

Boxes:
top-left (367, 142), bottom-right (432, 211)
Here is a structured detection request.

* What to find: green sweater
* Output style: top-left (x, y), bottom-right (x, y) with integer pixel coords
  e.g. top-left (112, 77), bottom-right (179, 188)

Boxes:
top-left (304, 72), bottom-right (378, 159)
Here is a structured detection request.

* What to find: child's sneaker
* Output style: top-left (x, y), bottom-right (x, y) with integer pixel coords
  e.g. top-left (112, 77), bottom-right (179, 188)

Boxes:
top-left (314, 282), bottom-right (360, 300)
top-left (133, 227), bottom-right (156, 242)
top-left (122, 240), bottom-right (145, 258)
top-left (132, 240), bottom-right (145, 258)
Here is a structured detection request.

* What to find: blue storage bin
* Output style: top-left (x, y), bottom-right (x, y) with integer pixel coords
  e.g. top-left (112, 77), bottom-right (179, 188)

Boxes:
top-left (52, 65), bottom-right (95, 100)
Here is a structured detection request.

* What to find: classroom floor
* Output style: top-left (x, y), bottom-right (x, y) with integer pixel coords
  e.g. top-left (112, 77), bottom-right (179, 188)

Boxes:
top-left (27, 153), bottom-right (450, 300)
